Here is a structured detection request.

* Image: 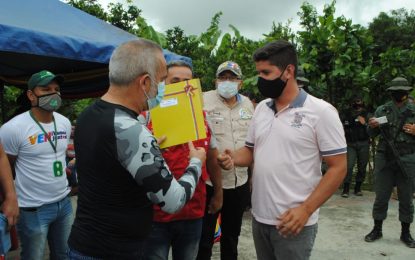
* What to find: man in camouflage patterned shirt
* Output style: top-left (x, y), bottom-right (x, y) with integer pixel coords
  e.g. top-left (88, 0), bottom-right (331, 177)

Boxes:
top-left (68, 39), bottom-right (206, 259)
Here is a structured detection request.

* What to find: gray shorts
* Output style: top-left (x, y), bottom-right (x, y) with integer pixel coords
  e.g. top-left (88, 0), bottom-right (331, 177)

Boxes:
top-left (252, 217), bottom-right (318, 260)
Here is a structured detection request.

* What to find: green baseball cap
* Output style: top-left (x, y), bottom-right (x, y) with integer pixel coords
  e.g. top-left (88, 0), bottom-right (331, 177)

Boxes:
top-left (386, 77), bottom-right (412, 91)
top-left (27, 70), bottom-right (64, 90)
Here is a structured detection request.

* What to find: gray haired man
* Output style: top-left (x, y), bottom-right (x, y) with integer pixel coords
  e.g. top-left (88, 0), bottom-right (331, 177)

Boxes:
top-left (68, 40), bottom-right (206, 259)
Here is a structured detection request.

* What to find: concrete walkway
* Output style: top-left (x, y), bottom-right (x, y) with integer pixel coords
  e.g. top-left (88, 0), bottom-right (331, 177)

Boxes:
top-left (214, 191), bottom-right (414, 260)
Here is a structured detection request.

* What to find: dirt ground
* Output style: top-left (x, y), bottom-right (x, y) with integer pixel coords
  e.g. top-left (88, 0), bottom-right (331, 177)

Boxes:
top-left (6, 191), bottom-right (414, 260)
top-left (219, 190), bottom-right (414, 260)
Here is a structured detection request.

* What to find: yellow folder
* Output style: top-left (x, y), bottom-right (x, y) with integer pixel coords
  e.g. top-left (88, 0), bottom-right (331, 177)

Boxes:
top-left (151, 79), bottom-right (206, 149)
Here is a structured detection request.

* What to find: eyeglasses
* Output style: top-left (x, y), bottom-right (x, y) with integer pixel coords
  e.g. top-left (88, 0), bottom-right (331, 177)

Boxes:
top-left (217, 76), bottom-right (240, 81)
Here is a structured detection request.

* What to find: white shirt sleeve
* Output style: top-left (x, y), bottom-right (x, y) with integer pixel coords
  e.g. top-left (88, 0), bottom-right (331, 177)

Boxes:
top-left (316, 105), bottom-right (347, 156)
top-left (245, 105), bottom-right (259, 148)
top-left (0, 120), bottom-right (20, 156)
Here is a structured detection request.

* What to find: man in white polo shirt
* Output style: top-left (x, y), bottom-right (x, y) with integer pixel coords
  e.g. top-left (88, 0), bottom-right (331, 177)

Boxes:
top-left (218, 40), bottom-right (347, 260)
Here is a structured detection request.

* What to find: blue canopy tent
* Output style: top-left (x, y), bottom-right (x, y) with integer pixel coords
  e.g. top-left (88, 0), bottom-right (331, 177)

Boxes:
top-left (0, 0), bottom-right (190, 100)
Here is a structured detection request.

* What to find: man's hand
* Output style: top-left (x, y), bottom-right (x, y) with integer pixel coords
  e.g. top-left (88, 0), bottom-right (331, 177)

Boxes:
top-left (403, 123), bottom-right (415, 135)
top-left (357, 115), bottom-right (366, 125)
top-left (368, 117), bottom-right (379, 129)
top-left (68, 158), bottom-right (76, 167)
top-left (188, 142), bottom-right (206, 165)
top-left (1, 195), bottom-right (19, 230)
top-left (276, 205), bottom-right (312, 237)
top-left (217, 149), bottom-right (234, 170)
top-left (208, 190), bottom-right (223, 214)
top-left (156, 135), bottom-right (167, 145)
top-left (0, 144), bottom-right (19, 230)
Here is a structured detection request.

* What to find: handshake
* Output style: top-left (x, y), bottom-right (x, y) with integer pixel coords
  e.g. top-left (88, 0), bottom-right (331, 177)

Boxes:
top-left (217, 149), bottom-right (234, 170)
top-left (187, 143), bottom-right (236, 170)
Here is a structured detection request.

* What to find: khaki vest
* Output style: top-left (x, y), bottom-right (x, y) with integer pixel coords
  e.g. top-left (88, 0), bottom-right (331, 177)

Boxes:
top-left (203, 90), bottom-right (254, 189)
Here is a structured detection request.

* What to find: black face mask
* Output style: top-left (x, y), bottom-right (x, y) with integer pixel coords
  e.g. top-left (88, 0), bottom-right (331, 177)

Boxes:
top-left (391, 91), bottom-right (408, 103)
top-left (352, 103), bottom-right (363, 110)
top-left (257, 68), bottom-right (287, 99)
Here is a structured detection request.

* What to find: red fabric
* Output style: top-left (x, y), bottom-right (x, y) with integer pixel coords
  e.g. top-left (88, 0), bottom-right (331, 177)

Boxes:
top-left (67, 143), bottom-right (75, 151)
top-left (145, 111), bottom-right (211, 221)
top-left (9, 225), bottom-right (18, 251)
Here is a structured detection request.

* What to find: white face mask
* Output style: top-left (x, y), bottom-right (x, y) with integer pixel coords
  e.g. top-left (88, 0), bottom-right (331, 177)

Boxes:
top-left (217, 81), bottom-right (239, 99)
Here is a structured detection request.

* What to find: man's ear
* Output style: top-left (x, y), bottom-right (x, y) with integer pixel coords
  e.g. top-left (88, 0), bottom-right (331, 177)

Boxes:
top-left (26, 90), bottom-right (36, 103)
top-left (137, 74), bottom-right (150, 92)
top-left (238, 80), bottom-right (243, 90)
top-left (214, 79), bottom-right (219, 89)
top-left (286, 64), bottom-right (296, 80)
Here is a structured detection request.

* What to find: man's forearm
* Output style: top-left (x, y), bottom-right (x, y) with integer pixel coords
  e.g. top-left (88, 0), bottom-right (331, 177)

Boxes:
top-left (6, 154), bottom-right (16, 179)
top-left (301, 153), bottom-right (347, 216)
top-left (207, 148), bottom-right (223, 193)
top-left (233, 146), bottom-right (254, 167)
top-left (0, 170), bottom-right (16, 199)
top-left (0, 152), bottom-right (16, 199)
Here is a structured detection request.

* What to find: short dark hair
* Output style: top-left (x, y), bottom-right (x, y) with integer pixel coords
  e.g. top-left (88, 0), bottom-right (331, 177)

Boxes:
top-left (253, 40), bottom-right (298, 76)
top-left (167, 60), bottom-right (193, 75)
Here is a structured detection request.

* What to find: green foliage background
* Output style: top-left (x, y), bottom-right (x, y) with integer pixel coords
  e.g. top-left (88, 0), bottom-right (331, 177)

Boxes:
top-left (1, 0), bottom-right (414, 123)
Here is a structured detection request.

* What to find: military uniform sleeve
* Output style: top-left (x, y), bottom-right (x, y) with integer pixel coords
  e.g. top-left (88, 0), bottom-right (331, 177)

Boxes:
top-left (114, 114), bottom-right (201, 214)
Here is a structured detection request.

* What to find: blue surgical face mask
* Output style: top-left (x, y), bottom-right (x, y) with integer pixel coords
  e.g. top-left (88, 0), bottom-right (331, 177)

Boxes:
top-left (217, 81), bottom-right (239, 99)
top-left (145, 81), bottom-right (165, 110)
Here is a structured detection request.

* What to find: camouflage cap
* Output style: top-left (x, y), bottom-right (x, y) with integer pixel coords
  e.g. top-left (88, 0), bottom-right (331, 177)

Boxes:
top-left (216, 61), bottom-right (242, 79)
top-left (386, 77), bottom-right (412, 91)
top-left (297, 66), bottom-right (309, 84)
top-left (28, 70), bottom-right (64, 90)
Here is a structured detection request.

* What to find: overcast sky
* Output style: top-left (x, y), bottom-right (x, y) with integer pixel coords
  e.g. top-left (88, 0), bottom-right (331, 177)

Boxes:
top-left (98, 0), bottom-right (415, 40)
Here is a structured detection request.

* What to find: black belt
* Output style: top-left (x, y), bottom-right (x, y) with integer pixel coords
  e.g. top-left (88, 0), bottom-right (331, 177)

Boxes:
top-left (19, 196), bottom-right (69, 212)
top-left (20, 207), bottom-right (38, 212)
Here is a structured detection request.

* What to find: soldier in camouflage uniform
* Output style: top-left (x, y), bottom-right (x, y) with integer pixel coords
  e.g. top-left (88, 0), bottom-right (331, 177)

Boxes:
top-left (365, 77), bottom-right (415, 248)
